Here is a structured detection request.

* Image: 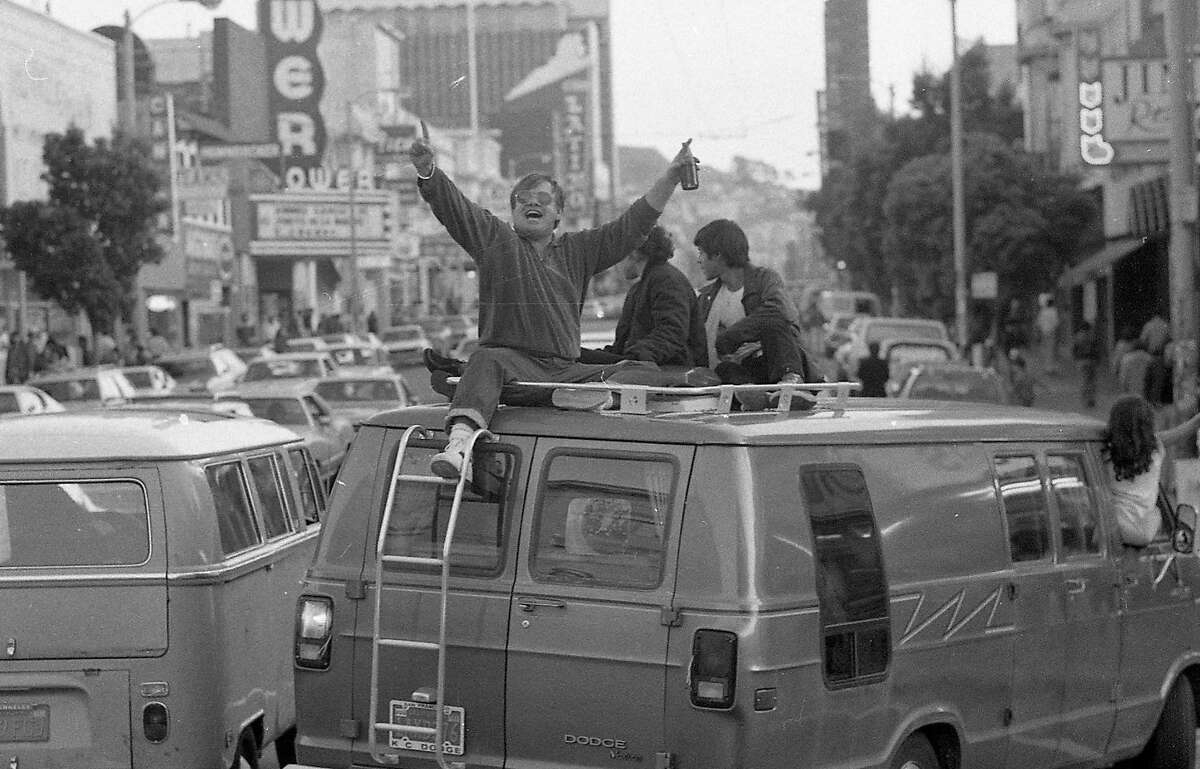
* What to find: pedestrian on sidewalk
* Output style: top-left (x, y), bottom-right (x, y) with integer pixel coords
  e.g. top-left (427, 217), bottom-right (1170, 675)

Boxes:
top-left (1117, 339), bottom-right (1152, 398)
top-left (1035, 295), bottom-right (1060, 375)
top-left (1072, 321), bottom-right (1102, 409)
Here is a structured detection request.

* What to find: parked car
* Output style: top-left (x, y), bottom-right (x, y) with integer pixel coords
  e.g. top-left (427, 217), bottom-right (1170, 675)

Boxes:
top-left (325, 343), bottom-right (392, 375)
top-left (156, 346), bottom-right (248, 394)
top-left (835, 316), bottom-right (952, 378)
top-left (878, 337), bottom-right (961, 395)
top-left (0, 384), bottom-right (65, 415)
top-left (221, 380), bottom-right (354, 488)
top-left (896, 362), bottom-right (1013, 405)
top-left (0, 407), bottom-right (323, 768)
top-left (243, 351), bottom-right (339, 382)
top-left (312, 373), bottom-right (418, 427)
top-left (822, 312), bottom-right (864, 357)
top-left (118, 365), bottom-right (176, 397)
top-left (286, 337), bottom-right (331, 353)
top-left (29, 367), bottom-right (136, 408)
top-left (380, 324), bottom-right (431, 369)
top-left (436, 314), bottom-right (477, 354)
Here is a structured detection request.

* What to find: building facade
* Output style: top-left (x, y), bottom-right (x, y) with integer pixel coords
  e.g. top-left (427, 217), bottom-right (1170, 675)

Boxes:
top-left (0, 0), bottom-right (117, 338)
top-left (1020, 0), bottom-right (1186, 354)
top-left (820, 0), bottom-right (875, 173)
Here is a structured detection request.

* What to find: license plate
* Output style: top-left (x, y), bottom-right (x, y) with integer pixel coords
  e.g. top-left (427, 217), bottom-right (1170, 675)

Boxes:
top-left (388, 700), bottom-right (464, 755)
top-left (0, 704), bottom-right (49, 743)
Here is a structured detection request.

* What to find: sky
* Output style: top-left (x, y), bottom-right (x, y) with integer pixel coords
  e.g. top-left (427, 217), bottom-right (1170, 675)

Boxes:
top-left (25, 0), bottom-right (1016, 188)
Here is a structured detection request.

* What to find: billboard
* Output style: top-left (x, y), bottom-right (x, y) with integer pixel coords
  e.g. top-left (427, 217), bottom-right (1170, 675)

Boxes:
top-left (257, 0), bottom-right (327, 189)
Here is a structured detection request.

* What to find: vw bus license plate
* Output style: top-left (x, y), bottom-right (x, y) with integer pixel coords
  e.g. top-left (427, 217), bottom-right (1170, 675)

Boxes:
top-left (388, 700), bottom-right (464, 755)
top-left (0, 704), bottom-right (49, 742)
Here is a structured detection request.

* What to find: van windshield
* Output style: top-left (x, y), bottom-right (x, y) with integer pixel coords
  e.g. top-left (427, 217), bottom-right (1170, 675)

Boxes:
top-left (0, 481), bottom-right (150, 567)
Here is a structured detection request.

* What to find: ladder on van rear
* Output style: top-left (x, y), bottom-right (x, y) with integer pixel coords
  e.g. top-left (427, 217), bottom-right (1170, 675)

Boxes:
top-left (368, 424), bottom-right (490, 769)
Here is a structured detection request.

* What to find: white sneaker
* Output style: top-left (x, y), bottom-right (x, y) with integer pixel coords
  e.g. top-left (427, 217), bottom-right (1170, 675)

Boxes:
top-left (430, 434), bottom-right (469, 478)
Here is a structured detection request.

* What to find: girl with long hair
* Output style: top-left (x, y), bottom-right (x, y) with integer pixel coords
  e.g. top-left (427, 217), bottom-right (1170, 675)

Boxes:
top-left (1104, 395), bottom-right (1200, 545)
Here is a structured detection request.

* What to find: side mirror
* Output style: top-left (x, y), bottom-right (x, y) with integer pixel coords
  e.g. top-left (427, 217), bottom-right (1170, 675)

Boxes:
top-left (1172, 503), bottom-right (1196, 554)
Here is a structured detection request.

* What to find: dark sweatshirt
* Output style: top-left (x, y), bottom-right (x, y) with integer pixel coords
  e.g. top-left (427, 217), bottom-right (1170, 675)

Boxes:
top-left (418, 168), bottom-right (661, 360)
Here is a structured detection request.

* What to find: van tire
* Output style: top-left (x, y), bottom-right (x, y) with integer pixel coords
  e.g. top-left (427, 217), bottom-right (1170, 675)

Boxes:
top-left (231, 728), bottom-right (260, 769)
top-left (275, 726), bottom-right (297, 767)
top-left (1131, 678), bottom-right (1196, 769)
top-left (891, 733), bottom-right (939, 769)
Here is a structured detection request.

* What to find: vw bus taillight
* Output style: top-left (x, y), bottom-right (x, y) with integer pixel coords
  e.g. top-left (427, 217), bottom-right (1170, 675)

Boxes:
top-left (295, 595), bottom-right (333, 669)
top-left (689, 629), bottom-right (737, 709)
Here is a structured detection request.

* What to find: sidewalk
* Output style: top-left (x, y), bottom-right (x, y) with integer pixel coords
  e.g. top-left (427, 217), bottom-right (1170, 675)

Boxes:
top-left (1028, 354), bottom-right (1117, 419)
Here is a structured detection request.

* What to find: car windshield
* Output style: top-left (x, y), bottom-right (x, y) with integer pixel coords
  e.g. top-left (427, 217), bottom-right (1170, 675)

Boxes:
top-left (865, 322), bottom-right (946, 343)
top-left (123, 370), bottom-right (153, 389)
top-left (909, 370), bottom-right (1002, 403)
top-left (245, 359), bottom-right (323, 380)
top-left (381, 327), bottom-right (423, 343)
top-left (328, 347), bottom-right (375, 366)
top-left (241, 397), bottom-right (309, 425)
top-left (315, 379), bottom-right (399, 402)
top-left (36, 378), bottom-right (101, 402)
top-left (158, 358), bottom-right (214, 382)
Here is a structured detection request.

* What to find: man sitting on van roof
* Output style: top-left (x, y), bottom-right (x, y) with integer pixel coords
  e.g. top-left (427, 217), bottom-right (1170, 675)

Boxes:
top-left (693, 219), bottom-right (822, 406)
top-left (410, 128), bottom-right (696, 479)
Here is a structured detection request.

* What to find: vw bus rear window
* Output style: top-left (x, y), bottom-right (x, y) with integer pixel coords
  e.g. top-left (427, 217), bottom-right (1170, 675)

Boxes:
top-left (531, 452), bottom-right (676, 589)
top-left (0, 480), bottom-right (150, 567)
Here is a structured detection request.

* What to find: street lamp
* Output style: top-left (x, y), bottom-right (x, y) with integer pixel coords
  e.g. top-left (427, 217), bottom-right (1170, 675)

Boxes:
top-left (120, 0), bottom-right (222, 132)
top-left (948, 0), bottom-right (968, 350)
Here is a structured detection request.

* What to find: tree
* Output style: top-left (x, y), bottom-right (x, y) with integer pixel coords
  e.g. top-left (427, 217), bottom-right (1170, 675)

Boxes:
top-left (882, 133), bottom-right (1097, 327)
top-left (0, 127), bottom-right (167, 333)
top-left (809, 40), bottom-right (1028, 307)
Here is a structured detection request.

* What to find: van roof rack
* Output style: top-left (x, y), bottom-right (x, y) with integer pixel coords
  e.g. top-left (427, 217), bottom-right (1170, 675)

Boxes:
top-left (448, 378), bottom-right (862, 415)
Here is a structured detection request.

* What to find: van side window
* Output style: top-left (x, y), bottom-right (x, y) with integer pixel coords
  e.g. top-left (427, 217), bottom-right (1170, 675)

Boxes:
top-left (383, 443), bottom-right (516, 575)
top-left (247, 455), bottom-right (291, 539)
top-left (205, 462), bottom-right (261, 555)
top-left (531, 453), bottom-right (675, 589)
top-left (799, 465), bottom-right (890, 686)
top-left (1047, 453), bottom-right (1102, 556)
top-left (287, 447), bottom-right (324, 524)
top-left (996, 455), bottom-right (1050, 562)
top-left (0, 481), bottom-right (150, 567)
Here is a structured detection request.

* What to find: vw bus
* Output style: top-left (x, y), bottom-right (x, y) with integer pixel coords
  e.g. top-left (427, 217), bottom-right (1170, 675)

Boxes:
top-left (0, 408), bottom-right (326, 768)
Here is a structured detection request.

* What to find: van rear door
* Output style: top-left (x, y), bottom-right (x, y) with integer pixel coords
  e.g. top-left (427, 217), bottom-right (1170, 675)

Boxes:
top-left (505, 439), bottom-right (693, 769)
top-left (0, 468), bottom-right (166, 768)
top-left (0, 469), bottom-right (167, 658)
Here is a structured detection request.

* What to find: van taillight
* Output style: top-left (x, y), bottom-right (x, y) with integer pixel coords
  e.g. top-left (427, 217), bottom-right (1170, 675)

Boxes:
top-left (689, 629), bottom-right (737, 709)
top-left (142, 703), bottom-right (169, 742)
top-left (295, 595), bottom-right (333, 669)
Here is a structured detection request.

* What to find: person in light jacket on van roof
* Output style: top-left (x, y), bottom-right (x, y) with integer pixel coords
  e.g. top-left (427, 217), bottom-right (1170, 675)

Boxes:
top-left (410, 128), bottom-right (697, 479)
top-left (693, 219), bottom-right (819, 389)
top-left (1105, 394), bottom-right (1200, 546)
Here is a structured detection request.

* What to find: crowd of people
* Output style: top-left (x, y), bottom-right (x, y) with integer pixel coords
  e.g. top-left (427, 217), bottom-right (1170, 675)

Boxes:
top-left (1, 327), bottom-right (176, 386)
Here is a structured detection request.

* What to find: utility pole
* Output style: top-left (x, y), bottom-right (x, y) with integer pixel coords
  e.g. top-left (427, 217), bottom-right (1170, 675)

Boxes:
top-left (1165, 0), bottom-right (1196, 353)
top-left (949, 0), bottom-right (968, 350)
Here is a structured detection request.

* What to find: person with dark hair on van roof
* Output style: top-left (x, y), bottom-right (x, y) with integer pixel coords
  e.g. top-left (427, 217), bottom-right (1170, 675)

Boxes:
top-left (693, 219), bottom-right (820, 406)
top-left (1105, 394), bottom-right (1200, 546)
top-left (410, 127), bottom-right (697, 478)
top-left (578, 226), bottom-right (706, 368)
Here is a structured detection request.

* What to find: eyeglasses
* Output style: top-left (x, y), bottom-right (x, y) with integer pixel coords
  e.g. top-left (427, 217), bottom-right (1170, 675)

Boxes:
top-left (514, 190), bottom-right (555, 207)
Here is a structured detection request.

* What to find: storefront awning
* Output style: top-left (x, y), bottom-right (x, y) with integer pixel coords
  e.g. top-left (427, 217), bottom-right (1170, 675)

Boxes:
top-left (1058, 236), bottom-right (1146, 288)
